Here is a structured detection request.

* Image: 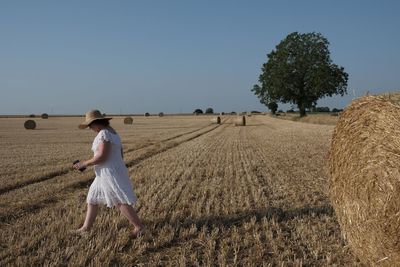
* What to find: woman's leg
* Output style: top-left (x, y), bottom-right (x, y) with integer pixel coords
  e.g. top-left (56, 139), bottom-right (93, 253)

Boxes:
top-left (118, 204), bottom-right (144, 234)
top-left (78, 204), bottom-right (98, 231)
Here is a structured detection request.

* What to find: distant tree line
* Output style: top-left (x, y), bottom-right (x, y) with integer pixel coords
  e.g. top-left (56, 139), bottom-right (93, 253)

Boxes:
top-left (281, 107), bottom-right (343, 113)
top-left (193, 108), bottom-right (214, 114)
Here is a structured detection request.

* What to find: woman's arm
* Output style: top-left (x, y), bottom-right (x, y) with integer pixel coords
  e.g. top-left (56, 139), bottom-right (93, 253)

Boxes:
top-left (74, 141), bottom-right (111, 170)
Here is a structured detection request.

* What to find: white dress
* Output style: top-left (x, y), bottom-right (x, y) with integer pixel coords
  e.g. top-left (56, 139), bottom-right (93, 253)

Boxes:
top-left (86, 128), bottom-right (137, 207)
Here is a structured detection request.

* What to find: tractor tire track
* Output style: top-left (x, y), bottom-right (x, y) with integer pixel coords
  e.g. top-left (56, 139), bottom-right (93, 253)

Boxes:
top-left (0, 124), bottom-right (217, 196)
top-left (0, 123), bottom-right (224, 225)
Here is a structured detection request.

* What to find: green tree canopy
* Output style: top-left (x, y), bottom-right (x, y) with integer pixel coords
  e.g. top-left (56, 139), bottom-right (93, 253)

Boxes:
top-left (252, 32), bottom-right (348, 117)
top-left (205, 107), bottom-right (214, 114)
top-left (193, 109), bottom-right (203, 114)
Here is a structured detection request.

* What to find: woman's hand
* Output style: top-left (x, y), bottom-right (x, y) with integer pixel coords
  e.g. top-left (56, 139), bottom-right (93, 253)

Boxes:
top-left (73, 161), bottom-right (87, 170)
top-left (73, 142), bottom-right (109, 171)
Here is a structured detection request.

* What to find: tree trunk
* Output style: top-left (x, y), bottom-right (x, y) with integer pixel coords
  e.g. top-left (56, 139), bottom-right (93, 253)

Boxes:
top-left (298, 82), bottom-right (307, 117)
top-left (298, 102), bottom-right (307, 117)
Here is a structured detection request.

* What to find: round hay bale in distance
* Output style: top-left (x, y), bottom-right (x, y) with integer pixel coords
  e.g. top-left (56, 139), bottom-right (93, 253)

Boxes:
top-left (124, 117), bottom-right (133, 125)
top-left (329, 94), bottom-right (400, 266)
top-left (144, 112), bottom-right (150, 117)
top-left (234, 116), bottom-right (246, 126)
top-left (41, 113), bottom-right (49, 119)
top-left (29, 114), bottom-right (35, 118)
top-left (24, 120), bottom-right (36, 129)
top-left (158, 112), bottom-right (164, 117)
top-left (210, 116), bottom-right (221, 124)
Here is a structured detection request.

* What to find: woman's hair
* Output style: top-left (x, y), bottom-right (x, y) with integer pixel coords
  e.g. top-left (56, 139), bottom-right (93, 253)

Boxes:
top-left (90, 119), bottom-right (110, 127)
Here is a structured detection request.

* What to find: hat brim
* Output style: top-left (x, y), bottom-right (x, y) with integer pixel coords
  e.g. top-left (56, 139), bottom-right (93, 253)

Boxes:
top-left (78, 117), bottom-right (112, 129)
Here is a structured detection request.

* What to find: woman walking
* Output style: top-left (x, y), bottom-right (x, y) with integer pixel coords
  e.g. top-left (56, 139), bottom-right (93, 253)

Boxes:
top-left (73, 110), bottom-right (143, 237)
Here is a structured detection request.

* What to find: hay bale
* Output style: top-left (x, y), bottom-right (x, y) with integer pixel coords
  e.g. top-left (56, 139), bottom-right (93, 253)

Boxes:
top-left (159, 112), bottom-right (164, 117)
top-left (124, 117), bottom-right (133, 125)
top-left (41, 113), bottom-right (49, 119)
top-left (210, 116), bottom-right (221, 124)
top-left (29, 114), bottom-right (35, 118)
top-left (381, 92), bottom-right (400, 106)
top-left (144, 112), bottom-right (150, 117)
top-left (24, 120), bottom-right (36, 129)
top-left (234, 116), bottom-right (246, 126)
top-left (329, 93), bottom-right (400, 266)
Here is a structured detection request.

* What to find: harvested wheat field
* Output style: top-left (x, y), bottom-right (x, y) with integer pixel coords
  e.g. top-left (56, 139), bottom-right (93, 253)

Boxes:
top-left (0, 115), bottom-right (363, 266)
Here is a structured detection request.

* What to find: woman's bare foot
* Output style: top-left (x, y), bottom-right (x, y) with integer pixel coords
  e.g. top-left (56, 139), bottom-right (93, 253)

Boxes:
top-left (76, 227), bottom-right (90, 233)
top-left (70, 227), bottom-right (90, 235)
top-left (131, 227), bottom-right (144, 238)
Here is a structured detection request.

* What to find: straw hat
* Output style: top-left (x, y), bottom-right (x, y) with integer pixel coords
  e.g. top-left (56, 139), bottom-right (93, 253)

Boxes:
top-left (78, 110), bottom-right (112, 129)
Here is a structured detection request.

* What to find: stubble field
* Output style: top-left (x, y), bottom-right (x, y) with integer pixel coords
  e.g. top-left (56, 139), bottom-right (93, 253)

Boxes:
top-left (0, 115), bottom-right (363, 266)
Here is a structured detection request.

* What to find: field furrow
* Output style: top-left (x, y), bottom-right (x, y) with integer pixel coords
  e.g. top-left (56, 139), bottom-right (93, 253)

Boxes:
top-left (0, 118), bottom-right (214, 195)
top-left (0, 115), bottom-right (364, 266)
top-left (0, 123), bottom-right (221, 225)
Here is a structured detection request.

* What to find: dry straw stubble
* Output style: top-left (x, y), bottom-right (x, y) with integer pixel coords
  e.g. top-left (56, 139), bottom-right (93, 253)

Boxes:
top-left (329, 93), bottom-right (400, 266)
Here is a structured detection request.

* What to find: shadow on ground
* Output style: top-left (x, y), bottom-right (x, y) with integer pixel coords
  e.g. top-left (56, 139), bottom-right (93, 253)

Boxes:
top-left (133, 205), bottom-right (335, 256)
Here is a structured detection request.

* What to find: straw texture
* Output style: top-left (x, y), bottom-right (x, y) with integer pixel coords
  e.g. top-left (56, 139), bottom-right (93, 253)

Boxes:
top-left (24, 120), bottom-right (36, 129)
top-left (234, 116), bottom-right (246, 126)
top-left (211, 116), bottom-right (221, 124)
top-left (329, 93), bottom-right (400, 266)
top-left (124, 117), bottom-right (133, 125)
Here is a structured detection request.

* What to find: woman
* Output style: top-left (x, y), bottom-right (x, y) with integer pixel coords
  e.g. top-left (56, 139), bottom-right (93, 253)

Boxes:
top-left (73, 109), bottom-right (143, 237)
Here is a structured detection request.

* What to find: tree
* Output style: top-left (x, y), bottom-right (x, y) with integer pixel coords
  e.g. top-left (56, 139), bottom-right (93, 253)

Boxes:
top-left (205, 107), bottom-right (214, 114)
top-left (267, 102), bottom-right (278, 115)
top-left (193, 109), bottom-right (203, 114)
top-left (252, 32), bottom-right (348, 117)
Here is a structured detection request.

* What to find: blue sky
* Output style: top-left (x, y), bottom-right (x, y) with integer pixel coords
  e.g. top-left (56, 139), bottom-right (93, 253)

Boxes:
top-left (1, 0), bottom-right (399, 115)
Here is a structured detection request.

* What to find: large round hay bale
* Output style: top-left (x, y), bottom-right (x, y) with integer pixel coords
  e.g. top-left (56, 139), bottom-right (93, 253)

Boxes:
top-left (24, 120), bottom-right (36, 129)
top-left (329, 94), bottom-right (400, 266)
top-left (124, 117), bottom-right (133, 125)
top-left (159, 112), bottom-right (164, 117)
top-left (234, 116), bottom-right (246, 126)
top-left (41, 113), bottom-right (49, 119)
top-left (210, 116), bottom-right (221, 124)
top-left (144, 112), bottom-right (150, 117)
